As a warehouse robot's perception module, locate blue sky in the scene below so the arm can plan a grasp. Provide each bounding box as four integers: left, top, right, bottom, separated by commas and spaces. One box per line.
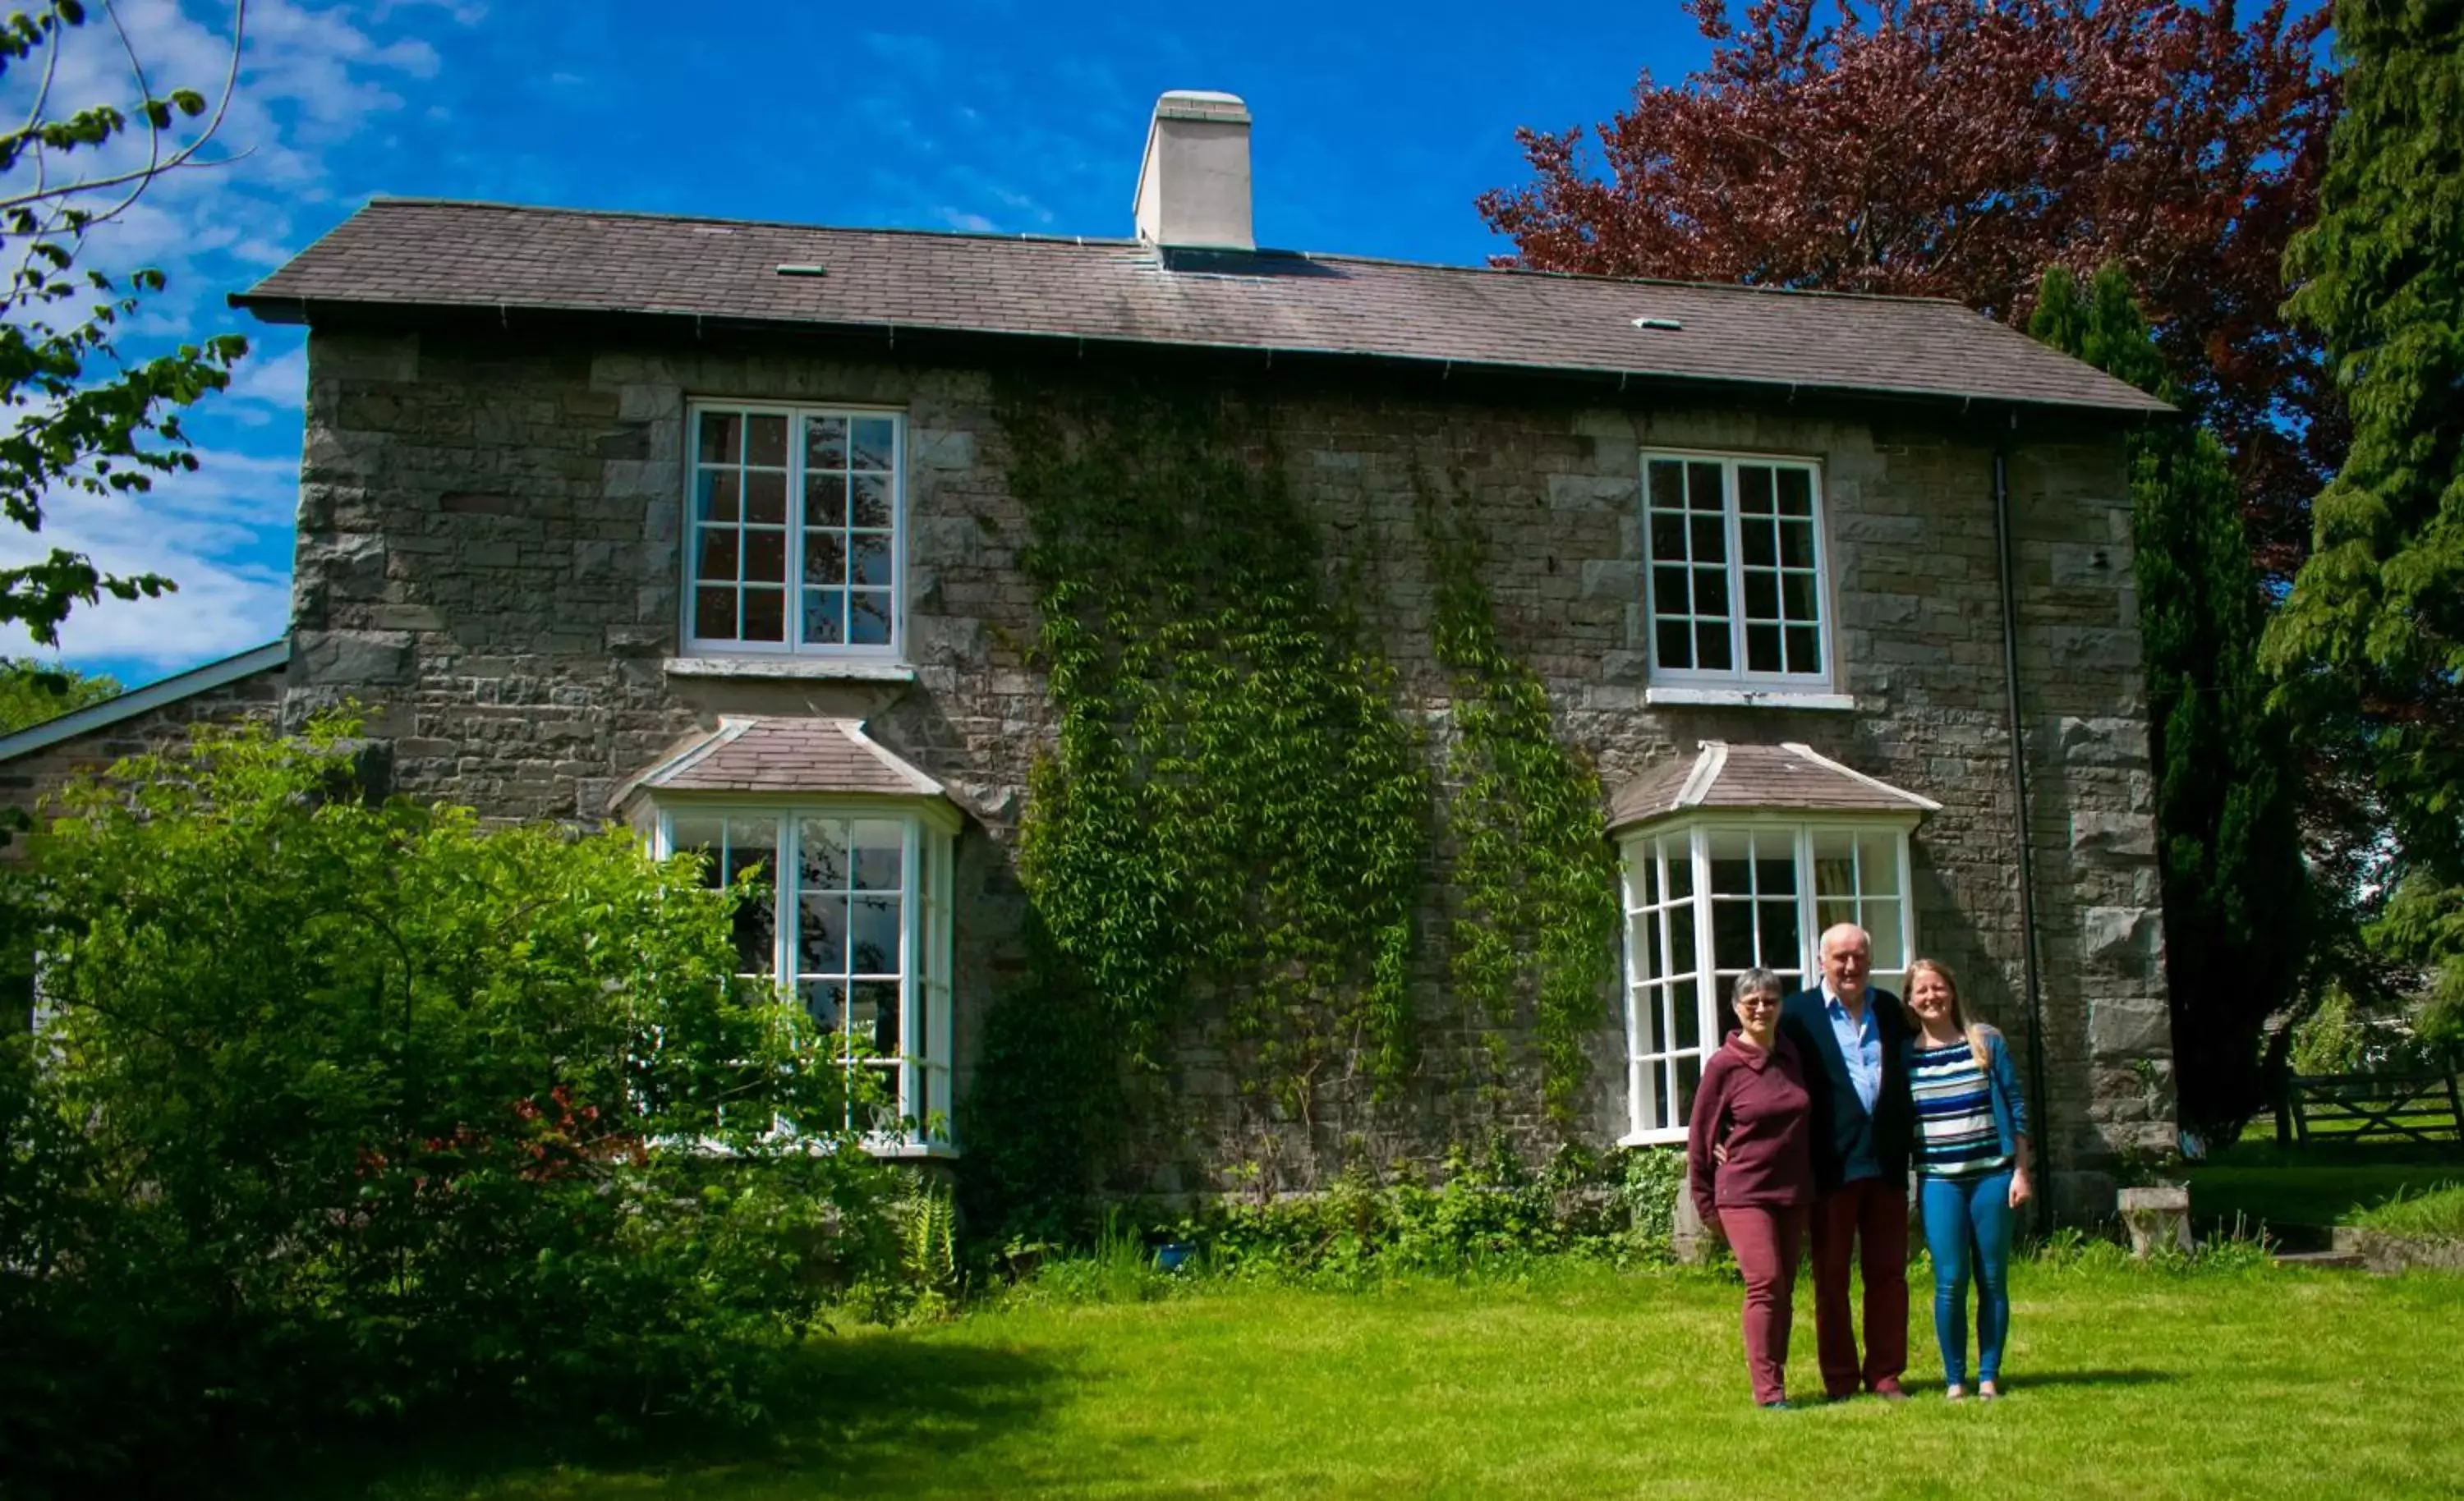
6, 0, 1717, 690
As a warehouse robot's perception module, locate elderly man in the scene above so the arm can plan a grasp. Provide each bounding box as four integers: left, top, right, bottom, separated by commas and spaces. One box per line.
1777, 922, 1915, 1402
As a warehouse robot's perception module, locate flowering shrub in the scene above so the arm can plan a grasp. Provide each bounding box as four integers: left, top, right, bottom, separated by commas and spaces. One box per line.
0, 718, 900, 1494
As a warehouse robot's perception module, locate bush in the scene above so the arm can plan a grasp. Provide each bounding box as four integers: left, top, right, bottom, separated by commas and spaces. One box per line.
0, 720, 902, 1494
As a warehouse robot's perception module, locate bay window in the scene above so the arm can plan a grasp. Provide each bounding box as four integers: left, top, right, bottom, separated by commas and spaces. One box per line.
1619, 819, 1914, 1144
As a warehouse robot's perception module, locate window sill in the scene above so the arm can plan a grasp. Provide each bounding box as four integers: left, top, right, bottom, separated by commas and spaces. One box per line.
1618, 1130, 1686, 1150
1643, 686, 1856, 712
868, 1138, 961, 1162
665, 655, 917, 685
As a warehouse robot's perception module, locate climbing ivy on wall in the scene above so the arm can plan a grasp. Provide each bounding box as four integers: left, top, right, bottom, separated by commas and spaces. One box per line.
1417, 470, 1622, 1120
1001, 382, 1427, 1103
965, 379, 1623, 1232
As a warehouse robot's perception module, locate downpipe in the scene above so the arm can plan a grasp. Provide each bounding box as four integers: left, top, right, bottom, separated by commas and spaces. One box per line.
1993, 440, 2056, 1234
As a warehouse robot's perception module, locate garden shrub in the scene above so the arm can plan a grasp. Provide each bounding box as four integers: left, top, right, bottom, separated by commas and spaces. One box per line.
0, 719, 902, 1495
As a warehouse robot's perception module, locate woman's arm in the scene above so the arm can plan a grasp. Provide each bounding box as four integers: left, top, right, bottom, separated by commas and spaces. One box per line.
1991, 1033, 2034, 1206
1685, 1057, 1731, 1232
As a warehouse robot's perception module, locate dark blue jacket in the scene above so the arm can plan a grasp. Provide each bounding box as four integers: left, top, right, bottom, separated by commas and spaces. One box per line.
1777, 985, 1915, 1191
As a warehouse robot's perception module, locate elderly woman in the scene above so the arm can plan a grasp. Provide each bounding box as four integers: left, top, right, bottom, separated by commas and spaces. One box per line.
1686, 967, 1816, 1409
1903, 958, 2032, 1401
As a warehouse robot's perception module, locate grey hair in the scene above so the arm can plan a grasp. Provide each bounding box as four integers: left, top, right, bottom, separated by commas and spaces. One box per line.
1731, 968, 1787, 1006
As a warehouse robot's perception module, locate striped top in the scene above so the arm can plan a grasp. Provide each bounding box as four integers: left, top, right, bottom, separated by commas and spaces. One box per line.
1911, 1041, 2010, 1179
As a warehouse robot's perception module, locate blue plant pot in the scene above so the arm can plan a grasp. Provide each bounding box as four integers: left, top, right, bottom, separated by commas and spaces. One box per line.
1154, 1242, 1196, 1273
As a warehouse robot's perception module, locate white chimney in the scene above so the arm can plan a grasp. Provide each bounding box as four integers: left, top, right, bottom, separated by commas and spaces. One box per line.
1133, 90, 1254, 252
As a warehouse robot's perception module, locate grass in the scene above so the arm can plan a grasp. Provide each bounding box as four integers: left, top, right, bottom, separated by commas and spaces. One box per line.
335, 1258, 2464, 1500
2352, 1182, 2464, 1238
2186, 1133, 2462, 1233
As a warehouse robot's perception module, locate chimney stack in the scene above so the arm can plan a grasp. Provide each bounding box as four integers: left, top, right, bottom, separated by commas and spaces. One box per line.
1133, 90, 1253, 252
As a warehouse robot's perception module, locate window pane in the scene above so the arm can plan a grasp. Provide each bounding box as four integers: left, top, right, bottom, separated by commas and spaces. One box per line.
1673, 977, 1700, 1051
799, 893, 848, 974
851, 822, 905, 889
1689, 514, 1725, 562
1708, 831, 1752, 892
1668, 902, 1696, 973
696, 411, 740, 464
1777, 466, 1814, 516
1649, 511, 1685, 560
1859, 834, 1901, 897
1745, 623, 1782, 674
798, 819, 849, 888
1693, 566, 1729, 617
1744, 571, 1777, 621
1653, 565, 1689, 614
852, 418, 896, 470
1711, 897, 1755, 971
1676, 1053, 1703, 1122
852, 475, 894, 530
1655, 618, 1692, 669
1758, 899, 1800, 971
1740, 517, 1777, 567
851, 896, 902, 975
694, 586, 735, 640
1640, 854, 1661, 907
1649, 1064, 1671, 1131
1695, 622, 1731, 670
1739, 466, 1774, 514
808, 472, 848, 530
803, 590, 846, 644
804, 530, 848, 585
801, 980, 844, 1029
747, 415, 788, 467
1781, 571, 1820, 623
1786, 626, 1821, 674
806, 415, 848, 470
744, 528, 786, 583
851, 980, 901, 1054
696, 528, 740, 582
1867, 902, 1905, 972
742, 588, 786, 642
850, 590, 893, 645
1779, 517, 1817, 569
1631, 985, 1660, 1053
670, 815, 724, 875
851, 532, 894, 586
1648, 459, 1685, 511
1688, 461, 1723, 511
696, 469, 739, 524
1666, 844, 1694, 899
745, 470, 788, 526
1817, 897, 1857, 934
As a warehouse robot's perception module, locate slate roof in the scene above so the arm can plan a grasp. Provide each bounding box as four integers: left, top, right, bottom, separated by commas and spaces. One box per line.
1607, 741, 1940, 833
235, 198, 2172, 418
610, 717, 945, 811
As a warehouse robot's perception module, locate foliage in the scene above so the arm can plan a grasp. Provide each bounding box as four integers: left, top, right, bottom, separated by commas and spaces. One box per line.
0, 718, 901, 1495
1478, 0, 2340, 579
2288, 980, 2451, 1076
0, 654, 117, 732
1416, 472, 1620, 1118
2265, 0, 2464, 1053
969, 380, 1429, 1230
0, 1, 251, 644
2028, 264, 2310, 1139
2350, 1181, 2464, 1241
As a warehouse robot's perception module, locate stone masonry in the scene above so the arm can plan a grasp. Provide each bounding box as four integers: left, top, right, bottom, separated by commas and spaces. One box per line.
22, 319, 2173, 1217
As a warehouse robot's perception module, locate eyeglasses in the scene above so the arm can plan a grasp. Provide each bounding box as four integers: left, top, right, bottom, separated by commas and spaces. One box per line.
1735, 995, 1781, 1012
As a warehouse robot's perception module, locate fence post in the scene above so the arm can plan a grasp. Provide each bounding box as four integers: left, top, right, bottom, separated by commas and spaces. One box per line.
2275, 1069, 2296, 1147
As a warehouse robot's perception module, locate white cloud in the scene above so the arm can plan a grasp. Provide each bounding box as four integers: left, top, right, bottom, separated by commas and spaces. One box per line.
0, 2, 475, 682
935, 206, 997, 233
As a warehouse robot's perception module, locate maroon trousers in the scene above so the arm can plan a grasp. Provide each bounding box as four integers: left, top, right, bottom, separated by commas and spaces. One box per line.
1718, 1204, 1809, 1406
1809, 1177, 1909, 1398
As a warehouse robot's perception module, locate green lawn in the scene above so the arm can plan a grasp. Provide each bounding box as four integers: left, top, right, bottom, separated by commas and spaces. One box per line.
345, 1260, 2464, 1500
2187, 1135, 2462, 1233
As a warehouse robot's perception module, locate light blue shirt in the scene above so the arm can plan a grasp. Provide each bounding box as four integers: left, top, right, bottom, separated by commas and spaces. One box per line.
1825, 985, 1883, 1116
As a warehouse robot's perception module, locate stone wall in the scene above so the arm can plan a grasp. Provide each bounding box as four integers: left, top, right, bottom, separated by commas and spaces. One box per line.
278, 322, 2170, 1215
0, 659, 291, 858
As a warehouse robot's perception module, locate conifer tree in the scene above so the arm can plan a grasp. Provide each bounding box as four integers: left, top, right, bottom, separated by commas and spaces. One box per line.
2032, 265, 2310, 1136
2267, 0, 2464, 1049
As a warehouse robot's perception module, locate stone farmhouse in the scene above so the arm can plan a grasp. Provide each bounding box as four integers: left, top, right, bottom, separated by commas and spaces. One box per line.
0, 93, 2179, 1216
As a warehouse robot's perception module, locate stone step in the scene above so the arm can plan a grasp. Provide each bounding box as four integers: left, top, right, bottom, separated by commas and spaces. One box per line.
2272, 1249, 2369, 1270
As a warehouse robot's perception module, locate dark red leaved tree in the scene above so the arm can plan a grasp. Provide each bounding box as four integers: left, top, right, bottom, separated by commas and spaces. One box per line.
1477, 0, 2338, 578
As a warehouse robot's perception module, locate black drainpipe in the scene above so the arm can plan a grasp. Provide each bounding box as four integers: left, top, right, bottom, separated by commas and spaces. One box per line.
1993, 435, 2056, 1234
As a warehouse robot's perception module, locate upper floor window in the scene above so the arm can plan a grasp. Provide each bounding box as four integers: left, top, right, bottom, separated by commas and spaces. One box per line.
686, 404, 903, 659
1643, 452, 1830, 688
657, 805, 954, 1150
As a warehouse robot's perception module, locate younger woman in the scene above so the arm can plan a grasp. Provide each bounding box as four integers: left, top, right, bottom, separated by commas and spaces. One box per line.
1904, 958, 2032, 1400
1685, 967, 1815, 1409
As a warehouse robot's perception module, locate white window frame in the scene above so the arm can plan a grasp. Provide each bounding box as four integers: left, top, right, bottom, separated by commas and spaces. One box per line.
680, 402, 908, 663
1641, 449, 1834, 691
652, 799, 957, 1156
1616, 813, 1917, 1146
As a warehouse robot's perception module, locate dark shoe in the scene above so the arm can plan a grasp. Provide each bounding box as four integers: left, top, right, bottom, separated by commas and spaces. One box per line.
1871, 1381, 1910, 1402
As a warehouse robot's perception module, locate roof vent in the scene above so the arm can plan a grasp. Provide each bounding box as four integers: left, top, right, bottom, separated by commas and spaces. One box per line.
1133, 90, 1254, 253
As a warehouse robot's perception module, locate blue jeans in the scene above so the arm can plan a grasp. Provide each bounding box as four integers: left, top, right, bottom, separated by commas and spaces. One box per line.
1919, 1169, 2013, 1386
